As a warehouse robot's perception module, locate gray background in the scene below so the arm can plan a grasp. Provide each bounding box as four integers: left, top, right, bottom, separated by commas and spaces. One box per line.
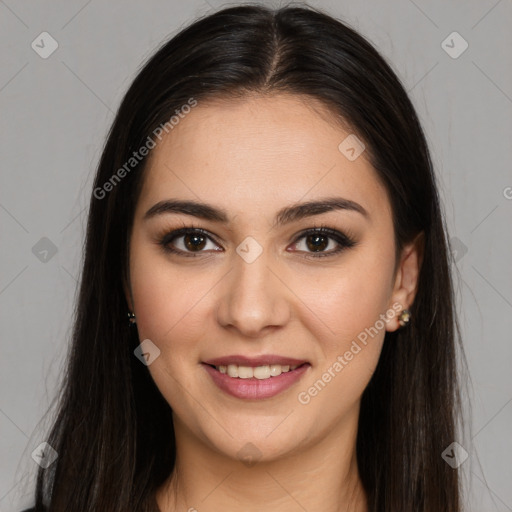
0, 1, 511, 511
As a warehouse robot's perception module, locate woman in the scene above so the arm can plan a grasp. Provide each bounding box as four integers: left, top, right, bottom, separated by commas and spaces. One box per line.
24, 3, 467, 511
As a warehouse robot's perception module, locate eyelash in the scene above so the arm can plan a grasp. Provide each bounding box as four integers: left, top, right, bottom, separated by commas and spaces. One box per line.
156, 223, 357, 259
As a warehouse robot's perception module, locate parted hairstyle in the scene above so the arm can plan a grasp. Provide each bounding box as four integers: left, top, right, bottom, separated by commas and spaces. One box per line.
31, 3, 467, 511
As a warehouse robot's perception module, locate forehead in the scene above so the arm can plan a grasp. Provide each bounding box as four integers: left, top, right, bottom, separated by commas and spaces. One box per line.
137, 94, 389, 220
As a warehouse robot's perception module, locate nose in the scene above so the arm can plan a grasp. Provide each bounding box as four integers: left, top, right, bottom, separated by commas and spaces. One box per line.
216, 246, 291, 338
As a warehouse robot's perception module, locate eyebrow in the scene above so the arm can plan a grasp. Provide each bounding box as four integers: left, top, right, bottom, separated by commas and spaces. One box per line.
143, 196, 369, 227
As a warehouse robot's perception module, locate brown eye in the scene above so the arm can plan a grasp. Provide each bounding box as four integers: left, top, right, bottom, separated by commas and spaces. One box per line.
183, 232, 207, 251
305, 234, 330, 252
158, 225, 356, 259
290, 227, 357, 258
159, 228, 221, 257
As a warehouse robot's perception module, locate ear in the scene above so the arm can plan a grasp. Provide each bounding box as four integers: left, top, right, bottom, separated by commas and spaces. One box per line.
386, 232, 424, 332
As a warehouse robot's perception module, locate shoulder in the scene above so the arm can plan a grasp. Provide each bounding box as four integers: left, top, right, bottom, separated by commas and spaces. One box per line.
21, 508, 37, 512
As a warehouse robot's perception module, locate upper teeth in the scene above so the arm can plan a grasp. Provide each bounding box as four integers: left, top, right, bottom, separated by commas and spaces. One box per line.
217, 364, 300, 379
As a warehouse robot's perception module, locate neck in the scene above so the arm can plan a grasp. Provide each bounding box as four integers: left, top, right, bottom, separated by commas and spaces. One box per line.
156, 407, 368, 512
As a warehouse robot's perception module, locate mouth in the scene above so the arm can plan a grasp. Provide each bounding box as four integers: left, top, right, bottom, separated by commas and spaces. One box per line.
204, 362, 308, 380
201, 355, 311, 399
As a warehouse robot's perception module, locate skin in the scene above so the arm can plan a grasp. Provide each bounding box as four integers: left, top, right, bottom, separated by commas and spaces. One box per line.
124, 93, 423, 512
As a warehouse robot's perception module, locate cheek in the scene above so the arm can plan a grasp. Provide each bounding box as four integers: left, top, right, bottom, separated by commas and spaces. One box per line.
129, 237, 214, 344
293, 243, 396, 344
295, 272, 392, 418
290, 239, 396, 412
128, 244, 214, 408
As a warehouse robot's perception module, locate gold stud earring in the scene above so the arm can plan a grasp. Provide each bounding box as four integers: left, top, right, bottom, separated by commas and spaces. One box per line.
398, 309, 411, 327
128, 311, 136, 325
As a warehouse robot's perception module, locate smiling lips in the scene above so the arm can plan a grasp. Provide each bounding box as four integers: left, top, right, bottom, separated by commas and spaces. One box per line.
219, 363, 300, 379
203, 354, 308, 379
201, 354, 311, 399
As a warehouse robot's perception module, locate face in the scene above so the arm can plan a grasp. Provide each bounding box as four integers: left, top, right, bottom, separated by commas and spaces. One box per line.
125, 93, 421, 462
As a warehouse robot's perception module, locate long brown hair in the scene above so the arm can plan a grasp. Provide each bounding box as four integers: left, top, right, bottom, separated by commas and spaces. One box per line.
31, 4, 468, 511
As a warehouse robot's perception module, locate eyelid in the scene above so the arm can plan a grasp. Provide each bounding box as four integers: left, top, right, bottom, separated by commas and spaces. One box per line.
292, 224, 356, 244
155, 222, 357, 258
289, 225, 357, 258
157, 226, 221, 257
